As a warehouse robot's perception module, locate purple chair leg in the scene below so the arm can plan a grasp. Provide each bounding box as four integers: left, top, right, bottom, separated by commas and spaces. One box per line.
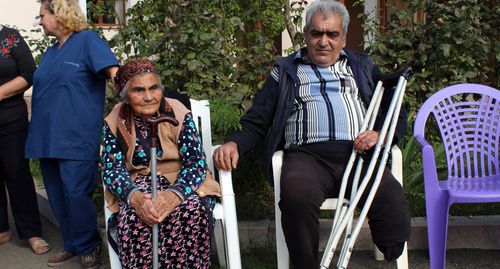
426, 193, 450, 269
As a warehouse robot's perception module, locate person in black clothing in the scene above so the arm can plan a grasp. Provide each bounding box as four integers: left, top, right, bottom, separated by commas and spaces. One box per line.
213, 1, 411, 268
0, 24, 50, 254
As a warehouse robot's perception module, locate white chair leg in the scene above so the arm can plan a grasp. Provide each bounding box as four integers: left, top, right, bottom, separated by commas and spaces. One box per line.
219, 170, 242, 269
374, 245, 385, 261
396, 243, 409, 269
273, 151, 290, 269
214, 218, 227, 268
275, 213, 290, 269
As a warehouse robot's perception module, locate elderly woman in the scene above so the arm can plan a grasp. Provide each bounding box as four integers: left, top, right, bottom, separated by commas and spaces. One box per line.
25, 0, 118, 267
101, 59, 220, 269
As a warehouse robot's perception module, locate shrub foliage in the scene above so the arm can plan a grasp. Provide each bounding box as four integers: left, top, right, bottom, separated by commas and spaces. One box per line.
23, 0, 499, 218
358, 0, 499, 216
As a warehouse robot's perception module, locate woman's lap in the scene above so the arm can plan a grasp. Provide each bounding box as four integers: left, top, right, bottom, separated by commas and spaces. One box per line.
117, 194, 212, 269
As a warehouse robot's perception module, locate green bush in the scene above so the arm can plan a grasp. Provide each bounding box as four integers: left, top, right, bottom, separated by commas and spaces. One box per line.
359, 0, 498, 112
109, 0, 286, 143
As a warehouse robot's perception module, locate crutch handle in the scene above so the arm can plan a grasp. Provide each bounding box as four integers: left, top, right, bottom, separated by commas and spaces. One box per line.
147, 116, 179, 147
379, 66, 413, 88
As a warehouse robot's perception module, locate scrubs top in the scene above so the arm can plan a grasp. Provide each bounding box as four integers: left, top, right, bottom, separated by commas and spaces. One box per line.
26, 30, 118, 161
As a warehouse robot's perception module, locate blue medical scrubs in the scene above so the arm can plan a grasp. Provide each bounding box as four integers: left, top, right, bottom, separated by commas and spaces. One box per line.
26, 30, 118, 255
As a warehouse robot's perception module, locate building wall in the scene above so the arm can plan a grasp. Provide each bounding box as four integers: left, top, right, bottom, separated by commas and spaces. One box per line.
1, 0, 40, 31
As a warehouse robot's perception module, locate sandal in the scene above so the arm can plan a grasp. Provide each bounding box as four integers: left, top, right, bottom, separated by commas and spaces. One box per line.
28, 237, 51, 255
0, 231, 11, 245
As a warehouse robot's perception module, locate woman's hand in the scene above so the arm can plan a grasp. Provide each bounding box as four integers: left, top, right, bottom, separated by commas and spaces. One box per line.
129, 191, 161, 226
153, 191, 182, 222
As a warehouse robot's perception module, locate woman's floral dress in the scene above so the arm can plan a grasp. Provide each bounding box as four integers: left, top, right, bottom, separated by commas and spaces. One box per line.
101, 113, 213, 269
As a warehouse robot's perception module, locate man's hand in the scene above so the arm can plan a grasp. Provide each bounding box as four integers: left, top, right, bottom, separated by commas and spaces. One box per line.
213, 141, 239, 171
153, 191, 182, 222
129, 191, 161, 226
353, 130, 380, 154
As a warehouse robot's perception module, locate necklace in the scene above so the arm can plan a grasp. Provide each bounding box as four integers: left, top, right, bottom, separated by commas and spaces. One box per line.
58, 32, 73, 48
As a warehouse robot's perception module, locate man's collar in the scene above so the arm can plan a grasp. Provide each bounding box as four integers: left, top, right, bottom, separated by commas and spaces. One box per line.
293, 48, 348, 65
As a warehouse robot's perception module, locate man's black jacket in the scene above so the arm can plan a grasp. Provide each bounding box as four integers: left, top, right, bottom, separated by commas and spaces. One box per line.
227, 49, 408, 184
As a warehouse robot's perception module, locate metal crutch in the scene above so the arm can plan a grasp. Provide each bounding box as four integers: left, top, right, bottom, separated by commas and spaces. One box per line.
321, 68, 413, 269
147, 115, 179, 269
323, 71, 410, 269
321, 80, 388, 268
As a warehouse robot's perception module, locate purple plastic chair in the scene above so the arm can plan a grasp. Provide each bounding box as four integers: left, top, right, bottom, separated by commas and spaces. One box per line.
413, 83, 500, 269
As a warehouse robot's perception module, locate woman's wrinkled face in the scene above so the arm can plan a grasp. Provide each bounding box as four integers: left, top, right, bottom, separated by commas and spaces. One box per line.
39, 2, 59, 37
125, 73, 163, 119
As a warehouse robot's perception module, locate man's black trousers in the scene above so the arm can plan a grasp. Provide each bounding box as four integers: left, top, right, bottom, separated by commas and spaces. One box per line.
279, 143, 411, 269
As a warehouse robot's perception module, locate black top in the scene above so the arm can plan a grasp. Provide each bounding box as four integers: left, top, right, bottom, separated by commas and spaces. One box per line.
0, 26, 36, 106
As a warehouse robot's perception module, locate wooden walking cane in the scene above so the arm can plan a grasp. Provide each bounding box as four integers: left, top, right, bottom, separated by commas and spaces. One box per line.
147, 115, 179, 269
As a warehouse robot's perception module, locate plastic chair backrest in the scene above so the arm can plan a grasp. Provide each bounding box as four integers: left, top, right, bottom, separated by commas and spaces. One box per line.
189, 99, 214, 171
414, 83, 500, 180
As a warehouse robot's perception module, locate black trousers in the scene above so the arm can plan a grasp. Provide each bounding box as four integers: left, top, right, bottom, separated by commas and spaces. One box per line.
279, 143, 411, 269
0, 100, 42, 239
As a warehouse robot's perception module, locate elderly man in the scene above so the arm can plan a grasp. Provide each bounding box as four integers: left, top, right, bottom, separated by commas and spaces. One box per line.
214, 1, 411, 268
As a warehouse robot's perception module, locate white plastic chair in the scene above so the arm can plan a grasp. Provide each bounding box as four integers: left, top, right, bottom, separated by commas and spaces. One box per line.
104, 99, 242, 269
272, 145, 409, 269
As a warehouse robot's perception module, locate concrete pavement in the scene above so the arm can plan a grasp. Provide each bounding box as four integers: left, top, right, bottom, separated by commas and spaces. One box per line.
2, 190, 500, 268
2, 212, 500, 268
0, 212, 104, 269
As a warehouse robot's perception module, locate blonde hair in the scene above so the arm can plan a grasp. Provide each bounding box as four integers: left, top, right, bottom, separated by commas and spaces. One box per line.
42, 0, 88, 33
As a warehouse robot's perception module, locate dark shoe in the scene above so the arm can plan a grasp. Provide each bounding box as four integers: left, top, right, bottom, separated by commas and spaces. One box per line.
47, 250, 76, 267
80, 246, 100, 269
378, 242, 405, 261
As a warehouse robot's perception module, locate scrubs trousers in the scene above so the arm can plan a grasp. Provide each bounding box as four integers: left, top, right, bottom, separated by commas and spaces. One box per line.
39, 158, 100, 255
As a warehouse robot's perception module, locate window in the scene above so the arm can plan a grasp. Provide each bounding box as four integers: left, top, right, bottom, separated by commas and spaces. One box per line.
87, 0, 127, 26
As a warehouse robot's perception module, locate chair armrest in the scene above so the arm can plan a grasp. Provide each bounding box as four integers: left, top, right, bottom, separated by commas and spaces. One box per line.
211, 145, 242, 268
390, 145, 404, 186
210, 145, 237, 198
414, 134, 430, 149
272, 150, 284, 188
414, 136, 440, 189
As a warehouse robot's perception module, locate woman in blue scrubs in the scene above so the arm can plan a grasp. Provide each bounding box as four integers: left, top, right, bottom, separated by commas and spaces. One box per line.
25, 1, 118, 268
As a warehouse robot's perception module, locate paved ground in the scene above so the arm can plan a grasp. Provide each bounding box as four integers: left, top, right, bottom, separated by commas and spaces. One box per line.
0, 213, 85, 269
342, 249, 500, 269
1, 210, 500, 268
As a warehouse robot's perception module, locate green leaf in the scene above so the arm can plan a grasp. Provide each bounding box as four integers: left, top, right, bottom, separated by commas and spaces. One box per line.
187, 60, 201, 72
441, 44, 451, 57
186, 52, 196, 59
